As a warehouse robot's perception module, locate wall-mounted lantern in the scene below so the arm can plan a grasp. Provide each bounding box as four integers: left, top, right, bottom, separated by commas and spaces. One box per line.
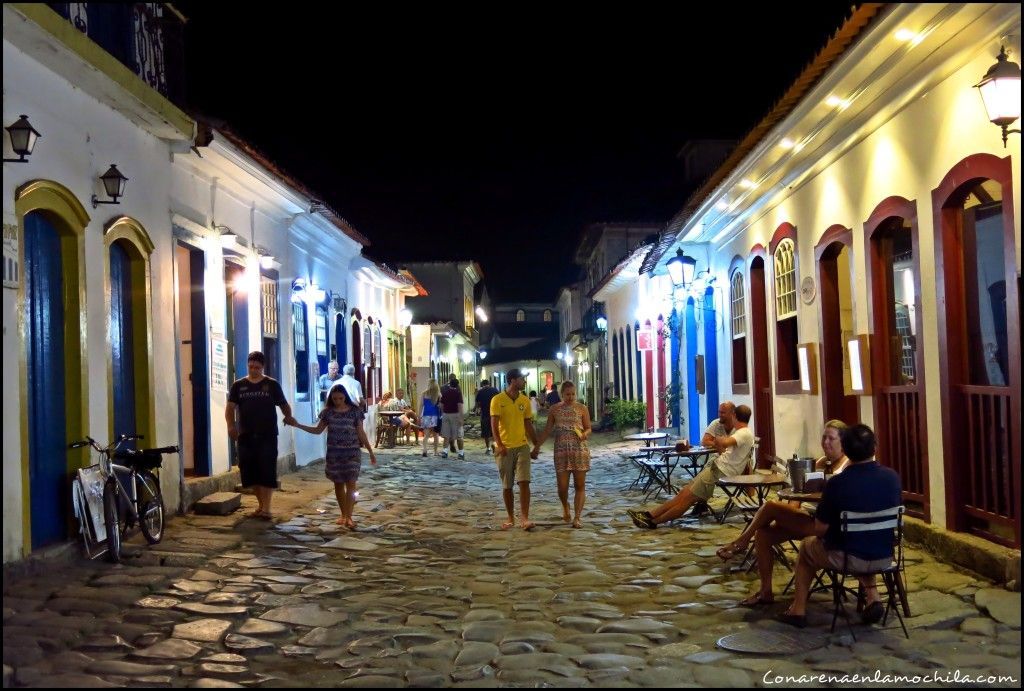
4, 115, 40, 163
666, 248, 697, 289
91, 165, 128, 208
975, 45, 1021, 147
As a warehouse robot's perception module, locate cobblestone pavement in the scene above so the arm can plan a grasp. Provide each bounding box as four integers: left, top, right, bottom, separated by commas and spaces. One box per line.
3, 433, 1021, 687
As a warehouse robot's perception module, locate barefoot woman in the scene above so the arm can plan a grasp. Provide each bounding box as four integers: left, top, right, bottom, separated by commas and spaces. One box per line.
536, 381, 592, 528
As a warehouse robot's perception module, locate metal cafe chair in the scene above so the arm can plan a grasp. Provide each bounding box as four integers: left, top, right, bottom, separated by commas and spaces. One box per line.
826, 505, 910, 640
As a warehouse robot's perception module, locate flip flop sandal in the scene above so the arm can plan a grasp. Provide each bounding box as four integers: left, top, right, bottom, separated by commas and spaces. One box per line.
739, 592, 775, 607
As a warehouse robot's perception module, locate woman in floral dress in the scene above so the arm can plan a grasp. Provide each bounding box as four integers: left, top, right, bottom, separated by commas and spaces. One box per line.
537, 381, 592, 528
291, 384, 376, 528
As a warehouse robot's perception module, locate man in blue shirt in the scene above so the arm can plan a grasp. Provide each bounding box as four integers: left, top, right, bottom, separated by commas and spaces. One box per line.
778, 424, 901, 628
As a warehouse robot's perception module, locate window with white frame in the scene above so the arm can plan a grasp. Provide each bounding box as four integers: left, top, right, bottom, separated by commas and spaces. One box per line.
543, 309, 552, 322
730, 270, 746, 338
516, 309, 526, 322
774, 238, 797, 318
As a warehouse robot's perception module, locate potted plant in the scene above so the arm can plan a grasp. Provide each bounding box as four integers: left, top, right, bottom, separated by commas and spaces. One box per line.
609, 399, 646, 436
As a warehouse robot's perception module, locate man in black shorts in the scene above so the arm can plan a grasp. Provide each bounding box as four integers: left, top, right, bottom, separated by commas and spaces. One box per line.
226, 351, 295, 519
475, 379, 499, 454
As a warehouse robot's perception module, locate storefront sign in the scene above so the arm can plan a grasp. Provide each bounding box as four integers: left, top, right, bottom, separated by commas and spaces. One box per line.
637, 329, 654, 351
410, 324, 431, 367
210, 336, 229, 393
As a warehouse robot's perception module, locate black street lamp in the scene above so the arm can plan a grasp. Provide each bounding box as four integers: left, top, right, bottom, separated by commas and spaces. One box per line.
92, 165, 129, 207
666, 248, 697, 289
975, 46, 1021, 147
4, 115, 40, 163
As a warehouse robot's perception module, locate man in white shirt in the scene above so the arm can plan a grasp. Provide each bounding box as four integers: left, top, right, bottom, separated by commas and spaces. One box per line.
339, 364, 364, 408
629, 405, 755, 528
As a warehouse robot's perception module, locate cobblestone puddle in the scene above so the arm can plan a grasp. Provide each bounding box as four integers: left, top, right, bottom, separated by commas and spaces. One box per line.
3, 435, 1020, 687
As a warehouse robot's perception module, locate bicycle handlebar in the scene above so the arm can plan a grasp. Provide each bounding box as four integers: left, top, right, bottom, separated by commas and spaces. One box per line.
146, 446, 180, 455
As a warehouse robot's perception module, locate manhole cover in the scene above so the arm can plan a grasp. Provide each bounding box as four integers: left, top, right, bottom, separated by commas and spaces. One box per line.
717, 630, 827, 654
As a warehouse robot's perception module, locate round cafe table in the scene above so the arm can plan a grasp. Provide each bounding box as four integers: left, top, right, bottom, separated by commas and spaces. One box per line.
777, 489, 823, 503
714, 472, 787, 523
622, 432, 669, 447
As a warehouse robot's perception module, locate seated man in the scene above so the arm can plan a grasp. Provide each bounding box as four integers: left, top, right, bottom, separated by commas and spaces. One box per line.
691, 400, 741, 515
385, 388, 420, 430
628, 404, 755, 528
777, 423, 901, 628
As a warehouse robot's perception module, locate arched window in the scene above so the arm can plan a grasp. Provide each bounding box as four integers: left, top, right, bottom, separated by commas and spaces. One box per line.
363, 319, 373, 402
730, 267, 748, 388
771, 225, 800, 388
543, 309, 552, 322
516, 309, 526, 322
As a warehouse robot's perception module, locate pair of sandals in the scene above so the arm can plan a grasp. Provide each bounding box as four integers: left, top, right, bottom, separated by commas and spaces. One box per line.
247, 509, 273, 520
737, 591, 806, 628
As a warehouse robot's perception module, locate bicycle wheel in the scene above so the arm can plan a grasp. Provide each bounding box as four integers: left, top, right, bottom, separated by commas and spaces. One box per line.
103, 478, 122, 563
136, 470, 164, 544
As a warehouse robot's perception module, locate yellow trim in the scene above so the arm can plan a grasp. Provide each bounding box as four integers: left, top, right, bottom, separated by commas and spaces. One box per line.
15, 180, 90, 555
10, 4, 194, 139
103, 217, 157, 447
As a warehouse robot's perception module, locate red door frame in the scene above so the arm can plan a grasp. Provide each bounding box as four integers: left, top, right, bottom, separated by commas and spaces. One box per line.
932, 153, 1020, 548
814, 224, 859, 425
748, 245, 775, 467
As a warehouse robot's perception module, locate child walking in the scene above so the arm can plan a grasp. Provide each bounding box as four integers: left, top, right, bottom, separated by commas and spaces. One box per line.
290, 383, 376, 528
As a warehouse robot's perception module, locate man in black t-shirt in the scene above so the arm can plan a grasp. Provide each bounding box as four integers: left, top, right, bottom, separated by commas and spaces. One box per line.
440, 375, 465, 459
779, 424, 902, 628
226, 351, 295, 519
474, 379, 499, 454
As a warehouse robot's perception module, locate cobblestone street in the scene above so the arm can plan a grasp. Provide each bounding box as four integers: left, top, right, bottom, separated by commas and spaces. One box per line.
3, 433, 1021, 687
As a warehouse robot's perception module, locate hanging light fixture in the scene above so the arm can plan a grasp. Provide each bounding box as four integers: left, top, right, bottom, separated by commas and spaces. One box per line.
975, 45, 1021, 147
4, 115, 40, 163
92, 165, 128, 207
666, 248, 697, 288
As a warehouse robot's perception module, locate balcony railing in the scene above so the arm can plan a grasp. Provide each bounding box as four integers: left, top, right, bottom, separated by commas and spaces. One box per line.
47, 3, 186, 108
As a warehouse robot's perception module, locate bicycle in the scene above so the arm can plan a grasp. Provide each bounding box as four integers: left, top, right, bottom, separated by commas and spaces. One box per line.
69, 434, 178, 563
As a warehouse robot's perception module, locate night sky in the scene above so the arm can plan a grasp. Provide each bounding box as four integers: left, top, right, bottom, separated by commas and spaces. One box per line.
177, 3, 859, 302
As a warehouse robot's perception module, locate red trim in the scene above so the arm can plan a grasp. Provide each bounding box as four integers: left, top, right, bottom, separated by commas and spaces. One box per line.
747, 248, 775, 465
769, 221, 798, 255
814, 225, 858, 425
932, 153, 1019, 548
863, 195, 930, 521
813, 224, 853, 262
645, 319, 655, 429
657, 316, 667, 428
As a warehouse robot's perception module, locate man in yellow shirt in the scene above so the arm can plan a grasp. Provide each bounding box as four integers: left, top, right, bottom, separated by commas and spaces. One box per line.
490, 368, 541, 530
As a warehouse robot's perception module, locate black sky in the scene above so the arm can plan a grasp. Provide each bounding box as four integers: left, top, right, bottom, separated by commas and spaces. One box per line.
177, 3, 859, 302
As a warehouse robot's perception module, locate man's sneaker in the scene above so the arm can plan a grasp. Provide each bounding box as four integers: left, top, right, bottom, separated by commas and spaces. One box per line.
421, 452, 427, 457
485, 448, 491, 455
861, 601, 885, 625
458, 451, 465, 460
441, 451, 448, 459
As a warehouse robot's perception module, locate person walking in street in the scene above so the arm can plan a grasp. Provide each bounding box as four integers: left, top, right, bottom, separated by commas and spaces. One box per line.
536, 380, 592, 528
318, 360, 342, 402
474, 379, 499, 454
440, 374, 465, 459
339, 363, 364, 410
420, 378, 443, 457
491, 368, 541, 530
225, 351, 295, 520
289, 383, 376, 529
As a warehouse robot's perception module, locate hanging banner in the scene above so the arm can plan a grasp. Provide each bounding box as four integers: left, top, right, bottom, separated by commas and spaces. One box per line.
637, 328, 654, 351
210, 336, 229, 393
410, 324, 432, 367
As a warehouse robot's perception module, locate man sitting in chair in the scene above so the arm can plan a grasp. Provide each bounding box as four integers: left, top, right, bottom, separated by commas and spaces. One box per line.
385, 388, 420, 432
627, 404, 754, 528
777, 423, 901, 628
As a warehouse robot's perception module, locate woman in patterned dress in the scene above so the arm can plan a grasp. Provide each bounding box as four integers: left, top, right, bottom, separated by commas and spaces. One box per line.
291, 384, 376, 528
536, 381, 592, 528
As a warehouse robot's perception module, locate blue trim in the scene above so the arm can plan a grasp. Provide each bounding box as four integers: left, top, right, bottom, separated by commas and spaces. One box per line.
704, 287, 719, 426
230, 269, 249, 380
669, 308, 681, 430
335, 313, 347, 370
612, 330, 620, 398
110, 241, 137, 446
188, 246, 211, 476
685, 298, 699, 442
25, 212, 68, 548
633, 321, 642, 404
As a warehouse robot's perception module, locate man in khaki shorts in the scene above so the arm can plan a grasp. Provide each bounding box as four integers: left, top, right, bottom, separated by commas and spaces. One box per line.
628, 404, 754, 528
490, 368, 541, 530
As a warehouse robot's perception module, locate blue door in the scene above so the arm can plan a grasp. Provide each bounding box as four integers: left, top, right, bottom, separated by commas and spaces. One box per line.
24, 212, 68, 549
685, 298, 699, 442
110, 242, 137, 445
703, 286, 719, 425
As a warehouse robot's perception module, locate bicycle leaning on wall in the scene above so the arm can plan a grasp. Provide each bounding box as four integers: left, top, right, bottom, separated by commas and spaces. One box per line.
68, 434, 178, 563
